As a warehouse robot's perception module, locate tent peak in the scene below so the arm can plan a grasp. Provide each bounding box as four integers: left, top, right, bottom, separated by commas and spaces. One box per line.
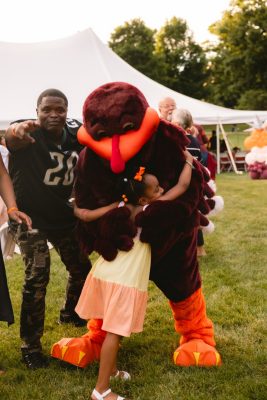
0, 27, 95, 46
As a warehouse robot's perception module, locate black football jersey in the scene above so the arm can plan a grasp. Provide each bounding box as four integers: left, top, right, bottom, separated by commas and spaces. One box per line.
8, 119, 84, 231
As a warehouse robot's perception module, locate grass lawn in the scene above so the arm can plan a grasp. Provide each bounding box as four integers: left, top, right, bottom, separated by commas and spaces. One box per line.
0, 173, 266, 400
204, 129, 250, 151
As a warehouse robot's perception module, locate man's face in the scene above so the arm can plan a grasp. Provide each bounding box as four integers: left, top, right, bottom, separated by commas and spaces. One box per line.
159, 98, 176, 120
37, 96, 67, 134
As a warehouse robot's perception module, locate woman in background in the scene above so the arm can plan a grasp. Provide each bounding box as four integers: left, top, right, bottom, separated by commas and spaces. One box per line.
170, 108, 207, 256
0, 153, 31, 373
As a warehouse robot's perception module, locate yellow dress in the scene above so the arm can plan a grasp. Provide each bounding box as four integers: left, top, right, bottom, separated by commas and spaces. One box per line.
75, 229, 151, 337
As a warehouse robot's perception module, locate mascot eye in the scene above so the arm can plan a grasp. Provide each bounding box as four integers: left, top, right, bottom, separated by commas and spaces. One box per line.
96, 130, 108, 140
122, 122, 135, 132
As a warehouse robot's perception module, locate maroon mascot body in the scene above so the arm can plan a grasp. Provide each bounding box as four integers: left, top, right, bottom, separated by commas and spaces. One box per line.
51, 82, 221, 367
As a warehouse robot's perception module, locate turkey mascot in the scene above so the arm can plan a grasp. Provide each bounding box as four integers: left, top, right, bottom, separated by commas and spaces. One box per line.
51, 82, 222, 368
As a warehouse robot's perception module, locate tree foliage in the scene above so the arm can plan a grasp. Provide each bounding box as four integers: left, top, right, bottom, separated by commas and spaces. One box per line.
155, 17, 209, 99
108, 17, 209, 100
208, 0, 267, 109
108, 1, 267, 109
237, 89, 267, 110
108, 19, 167, 83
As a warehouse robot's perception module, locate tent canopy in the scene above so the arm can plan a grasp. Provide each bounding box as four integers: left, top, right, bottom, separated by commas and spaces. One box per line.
1, 28, 267, 130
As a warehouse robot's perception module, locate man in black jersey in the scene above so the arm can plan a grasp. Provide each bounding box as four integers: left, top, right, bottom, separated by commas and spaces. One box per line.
5, 89, 91, 369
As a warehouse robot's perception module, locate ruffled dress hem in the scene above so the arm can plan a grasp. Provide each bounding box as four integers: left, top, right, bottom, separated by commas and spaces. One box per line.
76, 274, 148, 337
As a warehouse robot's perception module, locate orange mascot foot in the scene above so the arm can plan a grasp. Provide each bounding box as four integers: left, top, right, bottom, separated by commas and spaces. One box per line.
169, 288, 222, 367
173, 339, 222, 367
51, 319, 105, 368
51, 336, 102, 368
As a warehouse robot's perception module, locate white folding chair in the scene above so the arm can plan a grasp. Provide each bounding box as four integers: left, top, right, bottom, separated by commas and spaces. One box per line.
220, 152, 232, 172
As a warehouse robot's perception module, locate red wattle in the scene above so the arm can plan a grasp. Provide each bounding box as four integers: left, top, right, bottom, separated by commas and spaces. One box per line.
110, 134, 125, 173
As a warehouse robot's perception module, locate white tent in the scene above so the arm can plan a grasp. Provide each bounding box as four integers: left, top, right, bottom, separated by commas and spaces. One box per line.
1, 28, 267, 174
1, 28, 267, 131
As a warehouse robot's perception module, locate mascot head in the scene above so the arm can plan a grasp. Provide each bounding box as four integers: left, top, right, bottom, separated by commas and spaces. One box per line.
78, 82, 160, 173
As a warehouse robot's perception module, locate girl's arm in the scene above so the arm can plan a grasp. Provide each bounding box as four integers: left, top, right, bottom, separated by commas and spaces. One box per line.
74, 201, 119, 222
0, 155, 32, 227
159, 150, 194, 201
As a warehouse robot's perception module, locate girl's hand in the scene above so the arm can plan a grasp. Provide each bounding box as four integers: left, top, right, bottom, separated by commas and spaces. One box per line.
8, 210, 32, 229
110, 201, 120, 209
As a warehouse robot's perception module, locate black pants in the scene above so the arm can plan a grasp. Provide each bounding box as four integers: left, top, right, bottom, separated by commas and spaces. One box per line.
10, 224, 91, 354
0, 249, 14, 325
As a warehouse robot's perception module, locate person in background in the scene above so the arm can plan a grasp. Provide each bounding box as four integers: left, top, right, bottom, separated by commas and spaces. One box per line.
231, 124, 237, 133
208, 130, 217, 153
191, 126, 216, 180
0, 136, 9, 227
193, 124, 209, 167
170, 108, 207, 257
0, 136, 10, 223
204, 130, 218, 180
5, 88, 91, 369
220, 138, 227, 153
158, 98, 209, 166
171, 109, 202, 161
158, 97, 176, 120
0, 153, 31, 374
0, 136, 9, 170
232, 146, 241, 155
0, 135, 16, 260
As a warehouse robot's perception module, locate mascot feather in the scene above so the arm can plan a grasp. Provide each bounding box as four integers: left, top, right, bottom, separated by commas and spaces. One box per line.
51, 82, 222, 367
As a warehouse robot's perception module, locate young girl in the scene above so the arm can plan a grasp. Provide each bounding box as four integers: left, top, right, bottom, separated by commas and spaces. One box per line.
74, 151, 194, 400
0, 154, 31, 373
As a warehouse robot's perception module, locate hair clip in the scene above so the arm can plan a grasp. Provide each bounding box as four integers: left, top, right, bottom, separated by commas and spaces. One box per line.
134, 166, 145, 181
122, 194, 128, 203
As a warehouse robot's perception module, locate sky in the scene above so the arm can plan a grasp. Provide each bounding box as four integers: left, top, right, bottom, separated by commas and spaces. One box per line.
0, 0, 231, 44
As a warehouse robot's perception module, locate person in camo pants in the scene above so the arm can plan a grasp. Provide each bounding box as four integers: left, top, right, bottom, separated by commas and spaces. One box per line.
5, 89, 91, 369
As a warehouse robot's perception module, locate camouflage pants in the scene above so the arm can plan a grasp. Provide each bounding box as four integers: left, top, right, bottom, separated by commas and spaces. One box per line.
9, 223, 91, 354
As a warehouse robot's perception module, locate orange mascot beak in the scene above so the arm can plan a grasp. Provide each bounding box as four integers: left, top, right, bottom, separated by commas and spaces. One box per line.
77, 107, 160, 173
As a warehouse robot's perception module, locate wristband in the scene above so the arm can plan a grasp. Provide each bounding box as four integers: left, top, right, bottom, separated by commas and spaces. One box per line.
185, 159, 194, 168
7, 206, 18, 214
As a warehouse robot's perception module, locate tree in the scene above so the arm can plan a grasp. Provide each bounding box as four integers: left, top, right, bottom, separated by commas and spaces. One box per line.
237, 89, 267, 110
208, 0, 267, 109
108, 19, 167, 83
155, 17, 209, 99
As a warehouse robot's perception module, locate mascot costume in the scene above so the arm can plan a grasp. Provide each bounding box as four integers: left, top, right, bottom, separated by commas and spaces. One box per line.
51, 82, 222, 367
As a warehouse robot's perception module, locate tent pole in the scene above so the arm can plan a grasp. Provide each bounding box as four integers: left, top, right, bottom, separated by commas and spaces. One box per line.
219, 122, 240, 174
216, 123, 220, 174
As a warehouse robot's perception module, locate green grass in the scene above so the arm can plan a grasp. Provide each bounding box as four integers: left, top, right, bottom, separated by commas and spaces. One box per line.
1, 173, 266, 400
204, 123, 251, 151
221, 132, 249, 150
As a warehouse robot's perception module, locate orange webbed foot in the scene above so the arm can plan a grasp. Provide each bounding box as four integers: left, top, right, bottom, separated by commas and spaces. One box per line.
173, 339, 222, 367
51, 336, 101, 368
